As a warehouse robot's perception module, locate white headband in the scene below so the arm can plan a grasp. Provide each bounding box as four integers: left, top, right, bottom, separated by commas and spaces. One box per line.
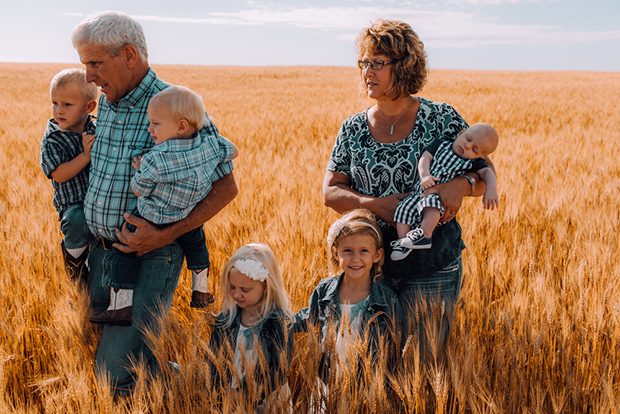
327, 218, 381, 247
234, 259, 269, 282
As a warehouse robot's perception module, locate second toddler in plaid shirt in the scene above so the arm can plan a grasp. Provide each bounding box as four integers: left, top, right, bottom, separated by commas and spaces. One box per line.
90, 86, 238, 326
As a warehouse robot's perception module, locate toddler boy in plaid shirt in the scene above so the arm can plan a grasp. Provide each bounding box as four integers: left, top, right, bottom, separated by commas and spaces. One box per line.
391, 123, 499, 261
90, 85, 238, 326
40, 68, 98, 281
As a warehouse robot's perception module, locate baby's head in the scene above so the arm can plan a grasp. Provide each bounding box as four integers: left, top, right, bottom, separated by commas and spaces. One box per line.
147, 85, 207, 145
220, 243, 292, 326
327, 209, 384, 281
50, 68, 98, 133
452, 123, 498, 160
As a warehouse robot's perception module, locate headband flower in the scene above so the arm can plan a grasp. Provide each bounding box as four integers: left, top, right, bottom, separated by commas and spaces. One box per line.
327, 216, 348, 248
234, 259, 269, 282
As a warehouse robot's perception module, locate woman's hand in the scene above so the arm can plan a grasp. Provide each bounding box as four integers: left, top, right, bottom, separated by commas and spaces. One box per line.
422, 176, 471, 222
367, 192, 410, 227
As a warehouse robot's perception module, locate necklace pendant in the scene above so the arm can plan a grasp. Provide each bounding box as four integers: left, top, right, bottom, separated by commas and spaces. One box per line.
390, 125, 394, 135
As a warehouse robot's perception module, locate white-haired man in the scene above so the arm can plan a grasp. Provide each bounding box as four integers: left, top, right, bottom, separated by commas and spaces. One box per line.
71, 11, 238, 394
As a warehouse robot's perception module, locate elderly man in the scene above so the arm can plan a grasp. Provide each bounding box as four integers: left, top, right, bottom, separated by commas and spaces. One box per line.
71, 11, 238, 394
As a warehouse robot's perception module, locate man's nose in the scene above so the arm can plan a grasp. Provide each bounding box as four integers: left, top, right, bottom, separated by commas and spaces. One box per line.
85, 68, 97, 83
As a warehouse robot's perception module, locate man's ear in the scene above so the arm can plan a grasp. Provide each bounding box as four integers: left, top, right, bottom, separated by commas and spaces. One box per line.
86, 100, 97, 114
121, 45, 140, 69
178, 119, 190, 135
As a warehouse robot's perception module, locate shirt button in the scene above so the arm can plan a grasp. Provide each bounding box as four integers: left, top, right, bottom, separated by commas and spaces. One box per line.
99, 229, 103, 233
117, 121, 122, 124
113, 148, 117, 151
98, 202, 102, 206
106, 175, 110, 178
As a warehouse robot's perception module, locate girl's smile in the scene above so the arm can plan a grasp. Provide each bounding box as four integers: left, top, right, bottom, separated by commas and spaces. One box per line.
333, 234, 383, 282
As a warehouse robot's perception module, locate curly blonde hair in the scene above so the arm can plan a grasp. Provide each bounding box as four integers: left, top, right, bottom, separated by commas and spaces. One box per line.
327, 209, 384, 281
356, 19, 428, 100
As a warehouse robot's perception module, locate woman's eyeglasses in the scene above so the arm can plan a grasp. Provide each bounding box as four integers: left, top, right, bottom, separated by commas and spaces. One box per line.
357, 59, 395, 70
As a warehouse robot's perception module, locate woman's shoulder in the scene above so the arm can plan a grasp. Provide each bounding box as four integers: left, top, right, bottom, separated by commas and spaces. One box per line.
342, 110, 367, 124
418, 97, 459, 114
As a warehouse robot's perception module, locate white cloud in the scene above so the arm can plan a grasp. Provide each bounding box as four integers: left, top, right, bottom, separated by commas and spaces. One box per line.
130, 6, 620, 48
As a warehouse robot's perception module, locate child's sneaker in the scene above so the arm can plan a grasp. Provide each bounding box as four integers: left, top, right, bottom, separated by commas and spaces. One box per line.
401, 228, 432, 250
390, 239, 413, 261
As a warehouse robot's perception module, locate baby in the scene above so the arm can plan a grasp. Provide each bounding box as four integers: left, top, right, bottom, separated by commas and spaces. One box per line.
90, 85, 238, 326
391, 123, 499, 261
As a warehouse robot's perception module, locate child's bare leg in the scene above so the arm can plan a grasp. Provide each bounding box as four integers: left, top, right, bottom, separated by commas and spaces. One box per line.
420, 207, 441, 238
396, 222, 412, 239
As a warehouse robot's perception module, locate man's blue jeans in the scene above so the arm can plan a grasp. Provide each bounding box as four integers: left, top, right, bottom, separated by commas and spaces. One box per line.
87, 239, 184, 395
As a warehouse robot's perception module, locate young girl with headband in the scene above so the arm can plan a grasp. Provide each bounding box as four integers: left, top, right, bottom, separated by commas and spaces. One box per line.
294, 209, 402, 406
207, 243, 293, 412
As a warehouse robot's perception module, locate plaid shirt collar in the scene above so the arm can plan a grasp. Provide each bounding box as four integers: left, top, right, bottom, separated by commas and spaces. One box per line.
100, 68, 159, 111
151, 132, 201, 153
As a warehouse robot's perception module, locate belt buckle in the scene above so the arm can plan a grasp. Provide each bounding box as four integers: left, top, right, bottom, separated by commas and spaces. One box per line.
100, 238, 111, 251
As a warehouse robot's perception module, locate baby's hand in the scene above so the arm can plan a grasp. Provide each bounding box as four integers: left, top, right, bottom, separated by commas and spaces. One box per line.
131, 155, 142, 171
483, 189, 499, 210
420, 175, 437, 190
82, 132, 96, 158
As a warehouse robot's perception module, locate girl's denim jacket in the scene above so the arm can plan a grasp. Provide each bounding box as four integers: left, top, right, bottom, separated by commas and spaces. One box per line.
293, 274, 403, 379
208, 305, 292, 402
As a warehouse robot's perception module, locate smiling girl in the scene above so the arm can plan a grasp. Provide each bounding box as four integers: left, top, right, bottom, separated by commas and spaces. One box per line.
294, 209, 402, 401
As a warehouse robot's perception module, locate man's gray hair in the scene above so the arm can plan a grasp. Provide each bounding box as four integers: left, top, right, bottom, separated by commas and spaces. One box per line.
71, 11, 148, 61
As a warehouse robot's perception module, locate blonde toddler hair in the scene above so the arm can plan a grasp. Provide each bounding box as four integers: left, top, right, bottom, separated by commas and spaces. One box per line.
219, 243, 292, 328
149, 85, 208, 132
50, 68, 98, 102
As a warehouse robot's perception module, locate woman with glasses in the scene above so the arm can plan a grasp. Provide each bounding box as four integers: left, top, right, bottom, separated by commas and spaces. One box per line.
323, 19, 494, 356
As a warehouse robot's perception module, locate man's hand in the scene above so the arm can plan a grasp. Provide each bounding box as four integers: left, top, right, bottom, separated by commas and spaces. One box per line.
114, 213, 172, 256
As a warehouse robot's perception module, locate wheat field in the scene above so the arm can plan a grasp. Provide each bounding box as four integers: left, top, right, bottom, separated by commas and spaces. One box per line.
0, 62, 619, 413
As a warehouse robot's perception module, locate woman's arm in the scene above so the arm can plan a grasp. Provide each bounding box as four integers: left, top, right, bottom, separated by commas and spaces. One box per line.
422, 154, 497, 222
114, 172, 238, 256
323, 170, 408, 227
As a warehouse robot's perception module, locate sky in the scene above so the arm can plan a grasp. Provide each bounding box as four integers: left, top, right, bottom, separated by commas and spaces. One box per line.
1, 0, 619, 71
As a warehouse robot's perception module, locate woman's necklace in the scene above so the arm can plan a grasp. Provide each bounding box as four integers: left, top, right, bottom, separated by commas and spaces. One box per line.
376, 97, 411, 135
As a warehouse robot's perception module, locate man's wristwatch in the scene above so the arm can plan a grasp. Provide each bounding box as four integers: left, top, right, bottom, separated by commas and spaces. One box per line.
464, 175, 476, 196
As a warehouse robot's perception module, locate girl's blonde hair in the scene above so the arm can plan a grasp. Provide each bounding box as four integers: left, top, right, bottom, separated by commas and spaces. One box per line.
148, 85, 208, 132
219, 243, 292, 327
326, 209, 385, 280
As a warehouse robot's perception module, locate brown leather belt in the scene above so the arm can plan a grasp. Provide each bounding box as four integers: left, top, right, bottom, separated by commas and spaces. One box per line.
96, 238, 116, 251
